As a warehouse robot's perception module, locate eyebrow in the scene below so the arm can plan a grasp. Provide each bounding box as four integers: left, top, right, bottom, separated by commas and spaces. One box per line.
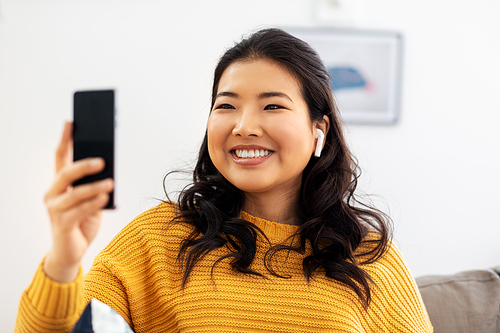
216, 91, 293, 102
259, 92, 293, 102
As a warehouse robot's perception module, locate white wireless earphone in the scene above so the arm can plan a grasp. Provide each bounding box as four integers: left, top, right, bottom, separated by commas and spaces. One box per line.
314, 128, 324, 157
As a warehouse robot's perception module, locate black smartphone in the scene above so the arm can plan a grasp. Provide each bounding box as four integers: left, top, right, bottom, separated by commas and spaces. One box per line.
73, 89, 115, 209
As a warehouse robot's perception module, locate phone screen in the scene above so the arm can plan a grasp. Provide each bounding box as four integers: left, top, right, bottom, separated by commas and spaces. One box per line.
73, 90, 115, 209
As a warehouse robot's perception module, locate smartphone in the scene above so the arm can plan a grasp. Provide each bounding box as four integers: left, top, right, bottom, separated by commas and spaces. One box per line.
73, 89, 115, 209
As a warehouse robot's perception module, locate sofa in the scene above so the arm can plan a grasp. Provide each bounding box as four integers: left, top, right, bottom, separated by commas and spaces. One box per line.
416, 266, 500, 332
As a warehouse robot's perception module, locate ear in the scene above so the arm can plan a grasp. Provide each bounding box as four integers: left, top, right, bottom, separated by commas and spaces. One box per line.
313, 115, 330, 154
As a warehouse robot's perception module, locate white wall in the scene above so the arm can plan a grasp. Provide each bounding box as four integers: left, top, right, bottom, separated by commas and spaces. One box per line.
1, 0, 499, 331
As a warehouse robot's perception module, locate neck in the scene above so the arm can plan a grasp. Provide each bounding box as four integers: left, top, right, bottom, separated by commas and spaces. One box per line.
243, 188, 300, 225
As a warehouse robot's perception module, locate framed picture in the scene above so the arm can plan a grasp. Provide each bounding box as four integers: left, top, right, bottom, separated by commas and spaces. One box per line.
286, 28, 403, 125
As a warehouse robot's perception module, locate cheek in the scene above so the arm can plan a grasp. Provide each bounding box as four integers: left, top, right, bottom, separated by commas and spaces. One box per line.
272, 121, 315, 158
207, 114, 229, 163
207, 116, 218, 161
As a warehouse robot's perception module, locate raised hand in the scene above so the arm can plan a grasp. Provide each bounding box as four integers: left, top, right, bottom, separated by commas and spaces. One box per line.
43, 122, 114, 283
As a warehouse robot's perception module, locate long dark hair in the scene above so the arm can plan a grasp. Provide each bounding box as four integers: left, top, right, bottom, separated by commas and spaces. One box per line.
168, 28, 392, 309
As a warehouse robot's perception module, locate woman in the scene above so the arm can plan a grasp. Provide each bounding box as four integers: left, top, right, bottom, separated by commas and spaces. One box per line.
16, 28, 432, 332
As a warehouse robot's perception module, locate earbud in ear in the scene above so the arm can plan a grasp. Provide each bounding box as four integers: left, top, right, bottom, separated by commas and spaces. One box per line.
315, 128, 324, 157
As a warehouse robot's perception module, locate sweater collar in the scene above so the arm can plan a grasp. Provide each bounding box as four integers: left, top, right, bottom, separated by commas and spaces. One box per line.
240, 211, 299, 242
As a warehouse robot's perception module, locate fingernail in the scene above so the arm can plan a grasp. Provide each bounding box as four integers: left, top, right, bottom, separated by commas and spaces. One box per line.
100, 179, 112, 189
99, 193, 109, 202
90, 158, 104, 167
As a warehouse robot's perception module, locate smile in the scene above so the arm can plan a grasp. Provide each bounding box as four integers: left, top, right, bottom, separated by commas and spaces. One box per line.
234, 149, 271, 159
230, 148, 274, 166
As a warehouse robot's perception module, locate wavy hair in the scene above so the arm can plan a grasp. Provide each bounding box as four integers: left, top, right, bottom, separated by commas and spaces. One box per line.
168, 28, 392, 309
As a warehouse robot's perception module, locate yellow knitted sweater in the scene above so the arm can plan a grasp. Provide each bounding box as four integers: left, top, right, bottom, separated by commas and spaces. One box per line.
16, 202, 432, 332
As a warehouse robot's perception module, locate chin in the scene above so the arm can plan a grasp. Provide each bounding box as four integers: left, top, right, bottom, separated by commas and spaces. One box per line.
227, 179, 273, 194
232, 184, 270, 194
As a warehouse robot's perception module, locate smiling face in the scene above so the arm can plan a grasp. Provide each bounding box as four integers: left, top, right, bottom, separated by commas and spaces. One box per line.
207, 58, 319, 200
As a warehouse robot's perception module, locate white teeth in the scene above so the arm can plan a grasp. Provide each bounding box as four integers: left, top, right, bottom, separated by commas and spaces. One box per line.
235, 149, 271, 158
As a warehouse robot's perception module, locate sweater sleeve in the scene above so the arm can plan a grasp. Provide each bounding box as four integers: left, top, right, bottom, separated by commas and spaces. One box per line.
364, 242, 433, 332
14, 203, 176, 333
15, 255, 133, 333
14, 258, 85, 333
83, 256, 132, 328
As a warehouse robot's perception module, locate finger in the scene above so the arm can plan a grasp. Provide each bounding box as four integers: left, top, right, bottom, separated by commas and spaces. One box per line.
50, 178, 113, 212
55, 121, 73, 173
58, 193, 109, 228
46, 157, 106, 198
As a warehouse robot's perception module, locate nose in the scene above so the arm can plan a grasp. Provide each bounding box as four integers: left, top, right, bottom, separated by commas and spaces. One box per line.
232, 108, 263, 137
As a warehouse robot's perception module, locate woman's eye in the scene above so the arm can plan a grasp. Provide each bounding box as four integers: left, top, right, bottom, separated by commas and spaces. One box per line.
264, 104, 283, 110
215, 104, 235, 110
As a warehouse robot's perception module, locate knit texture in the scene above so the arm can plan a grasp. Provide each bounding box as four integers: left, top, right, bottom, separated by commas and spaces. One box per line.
16, 202, 433, 332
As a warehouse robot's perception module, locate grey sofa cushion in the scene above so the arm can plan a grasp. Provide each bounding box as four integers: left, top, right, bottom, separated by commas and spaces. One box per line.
416, 267, 500, 333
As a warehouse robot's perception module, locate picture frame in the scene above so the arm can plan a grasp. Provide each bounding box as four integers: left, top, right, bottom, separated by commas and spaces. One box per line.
286, 28, 403, 125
